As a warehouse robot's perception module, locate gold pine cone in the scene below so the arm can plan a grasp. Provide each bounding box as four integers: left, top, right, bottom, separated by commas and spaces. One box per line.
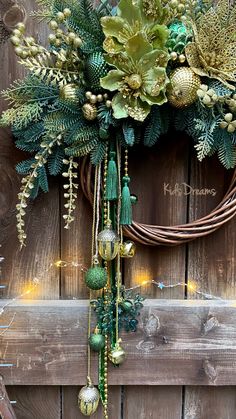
60, 84, 78, 102
82, 103, 97, 120
167, 67, 201, 108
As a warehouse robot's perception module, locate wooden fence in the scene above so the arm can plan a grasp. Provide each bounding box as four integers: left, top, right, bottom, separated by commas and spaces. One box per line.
0, 1, 236, 418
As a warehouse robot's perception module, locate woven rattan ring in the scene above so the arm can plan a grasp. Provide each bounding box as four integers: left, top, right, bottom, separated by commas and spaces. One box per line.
80, 157, 236, 247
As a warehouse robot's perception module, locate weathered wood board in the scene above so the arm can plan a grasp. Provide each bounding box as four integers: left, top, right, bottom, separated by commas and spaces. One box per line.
1, 299, 236, 386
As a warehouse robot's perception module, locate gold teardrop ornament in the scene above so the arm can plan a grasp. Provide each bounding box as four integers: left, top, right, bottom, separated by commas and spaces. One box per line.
167, 67, 201, 108
78, 378, 100, 416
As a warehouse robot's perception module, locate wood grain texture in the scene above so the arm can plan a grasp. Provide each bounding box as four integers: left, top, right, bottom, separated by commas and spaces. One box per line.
0, 375, 17, 419
0, 299, 236, 385
185, 153, 236, 418
62, 386, 121, 419
123, 386, 182, 419
124, 134, 189, 418
6, 386, 60, 419
126, 134, 189, 299
0, 1, 61, 417
184, 387, 236, 419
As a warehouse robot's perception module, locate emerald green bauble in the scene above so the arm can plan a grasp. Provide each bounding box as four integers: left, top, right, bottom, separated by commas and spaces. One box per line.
89, 332, 105, 352
167, 20, 192, 54
120, 299, 133, 313
85, 266, 107, 290
86, 52, 108, 90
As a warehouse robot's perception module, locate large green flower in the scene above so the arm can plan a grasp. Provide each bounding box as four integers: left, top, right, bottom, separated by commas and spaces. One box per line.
101, 33, 169, 122
101, 0, 169, 54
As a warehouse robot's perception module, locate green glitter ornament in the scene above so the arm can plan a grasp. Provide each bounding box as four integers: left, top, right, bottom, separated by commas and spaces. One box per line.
167, 20, 192, 54
89, 327, 105, 352
85, 266, 107, 290
86, 52, 108, 90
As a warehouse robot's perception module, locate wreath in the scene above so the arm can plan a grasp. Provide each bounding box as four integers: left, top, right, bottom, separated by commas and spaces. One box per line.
1, 0, 236, 416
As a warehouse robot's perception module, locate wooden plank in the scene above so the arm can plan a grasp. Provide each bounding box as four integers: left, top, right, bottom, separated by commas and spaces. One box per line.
0, 1, 61, 416
6, 386, 60, 419
126, 134, 189, 299
0, 375, 17, 419
62, 386, 121, 419
0, 299, 236, 385
123, 386, 182, 419
185, 152, 236, 416
184, 387, 236, 419
124, 134, 189, 417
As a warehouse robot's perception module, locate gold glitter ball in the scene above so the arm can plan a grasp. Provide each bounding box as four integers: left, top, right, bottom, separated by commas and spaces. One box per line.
167, 67, 201, 109
82, 103, 97, 120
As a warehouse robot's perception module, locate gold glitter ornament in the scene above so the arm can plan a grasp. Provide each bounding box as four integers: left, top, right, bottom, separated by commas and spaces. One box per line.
60, 84, 78, 103
167, 67, 201, 109
97, 223, 120, 261
108, 340, 126, 366
82, 103, 97, 121
78, 378, 100, 416
120, 241, 136, 258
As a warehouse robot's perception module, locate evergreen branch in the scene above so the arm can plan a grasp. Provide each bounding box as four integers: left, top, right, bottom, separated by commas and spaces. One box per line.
20, 53, 78, 85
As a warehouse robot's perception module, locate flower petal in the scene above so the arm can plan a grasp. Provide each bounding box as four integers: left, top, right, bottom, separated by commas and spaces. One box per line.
139, 50, 168, 72
125, 32, 152, 63
112, 93, 129, 119
118, 0, 141, 25
100, 70, 125, 91
142, 68, 168, 96
101, 16, 129, 44
148, 24, 169, 49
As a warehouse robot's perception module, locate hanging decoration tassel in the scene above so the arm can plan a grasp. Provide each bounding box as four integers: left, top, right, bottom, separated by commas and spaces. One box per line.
105, 151, 118, 201
120, 176, 132, 225
120, 148, 132, 226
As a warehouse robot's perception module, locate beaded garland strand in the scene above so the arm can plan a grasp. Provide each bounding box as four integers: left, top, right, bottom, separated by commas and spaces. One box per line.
2, 0, 236, 417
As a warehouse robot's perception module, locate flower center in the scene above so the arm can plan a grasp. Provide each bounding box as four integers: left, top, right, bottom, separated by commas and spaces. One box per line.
126, 74, 142, 90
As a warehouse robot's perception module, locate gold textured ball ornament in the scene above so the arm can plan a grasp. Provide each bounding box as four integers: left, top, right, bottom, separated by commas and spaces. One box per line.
120, 241, 136, 258
60, 84, 78, 103
108, 340, 126, 366
82, 103, 97, 120
78, 378, 100, 416
167, 67, 201, 108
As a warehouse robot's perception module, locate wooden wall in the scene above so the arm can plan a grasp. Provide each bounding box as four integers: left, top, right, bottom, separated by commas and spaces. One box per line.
0, 1, 236, 418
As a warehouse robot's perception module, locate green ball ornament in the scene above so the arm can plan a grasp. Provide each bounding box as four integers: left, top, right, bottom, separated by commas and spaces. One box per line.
89, 331, 105, 352
120, 299, 133, 313
85, 266, 107, 290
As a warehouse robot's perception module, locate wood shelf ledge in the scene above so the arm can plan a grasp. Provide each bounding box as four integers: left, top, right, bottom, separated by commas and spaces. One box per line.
0, 299, 236, 386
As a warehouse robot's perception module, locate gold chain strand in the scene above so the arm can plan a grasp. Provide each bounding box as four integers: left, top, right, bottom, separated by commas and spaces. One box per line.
116, 141, 122, 342
124, 148, 129, 178
103, 148, 109, 419
103, 334, 109, 419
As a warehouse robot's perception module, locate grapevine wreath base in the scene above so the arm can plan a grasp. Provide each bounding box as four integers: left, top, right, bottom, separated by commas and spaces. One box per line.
80, 157, 236, 246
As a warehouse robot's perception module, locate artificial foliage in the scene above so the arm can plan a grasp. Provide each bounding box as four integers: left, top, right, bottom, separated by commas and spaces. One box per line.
1, 0, 236, 245
1, 1, 236, 417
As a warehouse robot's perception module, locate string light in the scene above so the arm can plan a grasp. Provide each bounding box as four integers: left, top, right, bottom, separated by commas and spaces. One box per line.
126, 279, 223, 300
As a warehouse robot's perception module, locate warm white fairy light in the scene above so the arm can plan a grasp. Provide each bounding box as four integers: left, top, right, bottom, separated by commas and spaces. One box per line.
126, 279, 223, 300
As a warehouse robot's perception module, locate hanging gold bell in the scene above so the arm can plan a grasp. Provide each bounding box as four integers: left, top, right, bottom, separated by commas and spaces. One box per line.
78, 377, 100, 416
120, 241, 136, 258
97, 222, 119, 261
167, 67, 201, 108
108, 340, 126, 366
